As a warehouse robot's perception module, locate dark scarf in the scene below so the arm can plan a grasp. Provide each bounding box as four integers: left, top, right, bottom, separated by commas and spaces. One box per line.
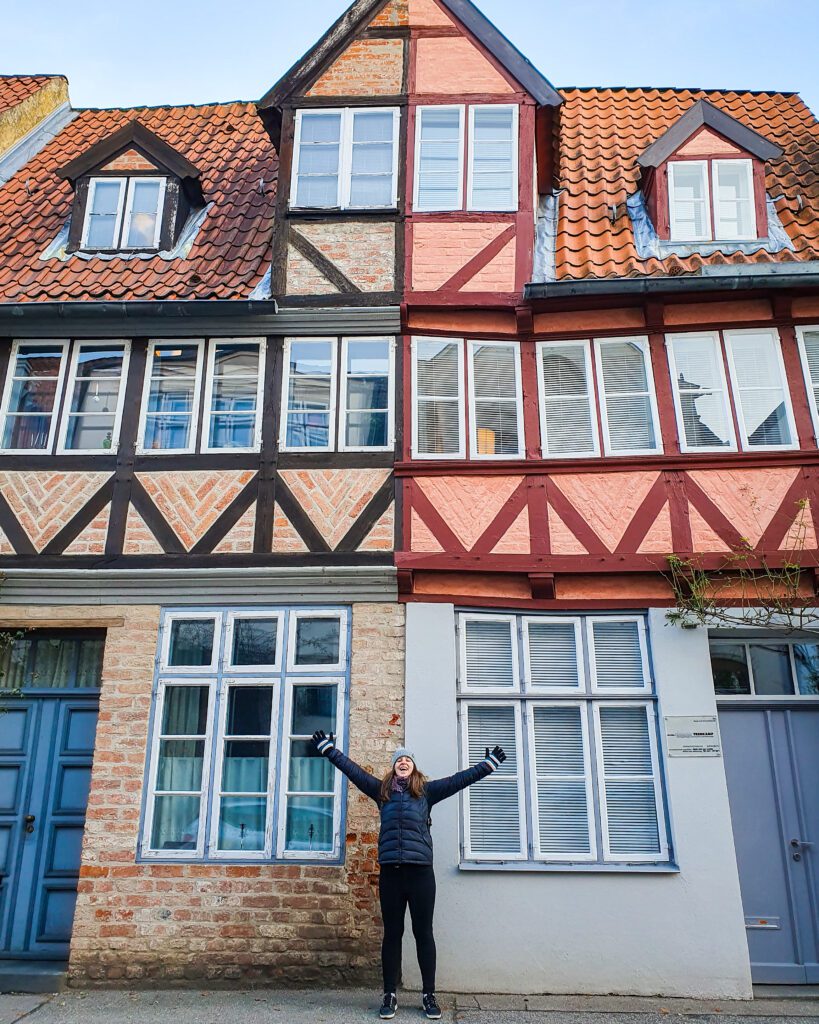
391, 775, 409, 794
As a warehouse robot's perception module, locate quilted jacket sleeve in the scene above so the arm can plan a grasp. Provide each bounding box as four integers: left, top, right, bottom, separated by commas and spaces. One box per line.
425, 757, 495, 807
326, 748, 381, 802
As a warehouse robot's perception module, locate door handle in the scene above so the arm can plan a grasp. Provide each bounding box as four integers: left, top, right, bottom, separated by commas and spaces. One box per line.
790, 838, 813, 861
23, 814, 35, 834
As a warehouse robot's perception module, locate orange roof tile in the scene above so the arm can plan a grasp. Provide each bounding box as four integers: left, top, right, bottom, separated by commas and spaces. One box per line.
0, 101, 276, 301
0, 74, 64, 113
554, 87, 819, 280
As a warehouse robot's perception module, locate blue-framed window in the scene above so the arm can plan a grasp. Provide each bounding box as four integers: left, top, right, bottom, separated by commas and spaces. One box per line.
141, 607, 349, 863
0, 630, 105, 692
456, 612, 672, 868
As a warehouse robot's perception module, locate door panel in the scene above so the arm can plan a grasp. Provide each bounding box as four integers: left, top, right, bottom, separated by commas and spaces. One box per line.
0, 703, 38, 955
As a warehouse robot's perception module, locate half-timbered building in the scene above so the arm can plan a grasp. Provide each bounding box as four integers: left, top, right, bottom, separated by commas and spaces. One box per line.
0, 0, 817, 999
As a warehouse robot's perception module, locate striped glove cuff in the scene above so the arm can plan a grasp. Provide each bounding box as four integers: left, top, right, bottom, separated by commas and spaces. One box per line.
483, 745, 506, 771
317, 737, 334, 756
484, 751, 502, 771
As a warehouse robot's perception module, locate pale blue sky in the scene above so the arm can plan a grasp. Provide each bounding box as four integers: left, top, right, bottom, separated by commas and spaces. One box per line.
5, 0, 819, 116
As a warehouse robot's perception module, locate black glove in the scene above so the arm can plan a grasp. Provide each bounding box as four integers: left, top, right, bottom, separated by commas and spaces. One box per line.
485, 745, 507, 770
312, 729, 335, 756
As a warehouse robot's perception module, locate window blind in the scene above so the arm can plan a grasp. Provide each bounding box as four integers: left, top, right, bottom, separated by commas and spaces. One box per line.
524, 618, 583, 691
469, 105, 517, 211
463, 616, 517, 690
469, 343, 521, 457
464, 703, 523, 857
589, 618, 647, 691
726, 331, 793, 449
800, 329, 819, 424
596, 339, 659, 454
538, 342, 597, 456
414, 338, 463, 456
415, 106, 463, 212
667, 334, 734, 451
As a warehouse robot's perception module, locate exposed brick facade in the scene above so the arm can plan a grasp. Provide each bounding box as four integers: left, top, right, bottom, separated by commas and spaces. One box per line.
0, 471, 112, 552
307, 39, 404, 98
279, 469, 392, 551
136, 471, 256, 551
65, 602, 405, 986
289, 222, 397, 295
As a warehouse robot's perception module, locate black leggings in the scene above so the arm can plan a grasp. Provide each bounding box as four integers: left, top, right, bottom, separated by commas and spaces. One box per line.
378, 863, 436, 994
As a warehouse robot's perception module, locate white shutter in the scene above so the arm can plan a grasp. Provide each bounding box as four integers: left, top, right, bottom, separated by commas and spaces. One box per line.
468, 105, 518, 212
588, 617, 650, 693
595, 338, 661, 455
522, 617, 584, 692
797, 328, 819, 439
468, 341, 523, 458
412, 337, 464, 458
462, 702, 526, 859
666, 333, 736, 453
414, 106, 464, 212
724, 329, 796, 450
537, 341, 598, 457
459, 615, 519, 692
594, 703, 667, 861
529, 703, 595, 860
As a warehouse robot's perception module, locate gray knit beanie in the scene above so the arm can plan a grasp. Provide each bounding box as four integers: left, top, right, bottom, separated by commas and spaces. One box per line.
391, 747, 416, 767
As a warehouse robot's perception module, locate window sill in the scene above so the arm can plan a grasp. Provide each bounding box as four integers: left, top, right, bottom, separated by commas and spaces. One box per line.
458, 860, 680, 874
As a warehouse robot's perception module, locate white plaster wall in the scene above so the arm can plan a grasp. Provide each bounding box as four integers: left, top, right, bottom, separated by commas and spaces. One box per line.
403, 604, 752, 998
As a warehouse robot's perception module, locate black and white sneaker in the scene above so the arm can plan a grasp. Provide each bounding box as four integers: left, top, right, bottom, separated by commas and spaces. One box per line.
422, 993, 442, 1019
379, 992, 397, 1019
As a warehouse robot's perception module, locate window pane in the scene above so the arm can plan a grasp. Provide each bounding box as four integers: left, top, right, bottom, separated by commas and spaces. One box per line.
793, 644, 819, 695
151, 795, 199, 851
591, 619, 645, 690
347, 376, 388, 410
349, 175, 393, 207
292, 685, 337, 734
296, 113, 341, 208
598, 705, 661, 857
147, 378, 195, 413
532, 706, 591, 857
69, 377, 121, 415
226, 687, 273, 736
474, 401, 520, 455
417, 401, 460, 455
285, 412, 330, 448
415, 339, 462, 455
63, 415, 116, 451
86, 180, 123, 248
151, 344, 200, 377
669, 335, 733, 449
157, 739, 204, 791
353, 111, 394, 143
714, 161, 755, 239
294, 618, 341, 666
208, 414, 256, 449
710, 643, 751, 695
231, 619, 278, 666
74, 345, 124, 378
285, 795, 334, 852
728, 333, 792, 447
288, 739, 334, 791
749, 643, 794, 696
346, 410, 388, 447
221, 741, 269, 791
14, 344, 63, 379
1, 415, 51, 450
347, 340, 389, 376
465, 703, 521, 855
527, 621, 581, 689
168, 620, 215, 667
213, 343, 260, 377
464, 618, 515, 689
470, 106, 516, 211
416, 107, 462, 212
162, 685, 209, 735
540, 344, 596, 456
76, 638, 105, 686
301, 113, 342, 144
125, 179, 162, 247
211, 380, 256, 413
669, 163, 709, 241
598, 341, 658, 452
142, 414, 193, 451
218, 796, 266, 851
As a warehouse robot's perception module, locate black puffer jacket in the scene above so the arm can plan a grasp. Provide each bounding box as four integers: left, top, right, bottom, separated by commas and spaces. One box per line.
326, 748, 494, 865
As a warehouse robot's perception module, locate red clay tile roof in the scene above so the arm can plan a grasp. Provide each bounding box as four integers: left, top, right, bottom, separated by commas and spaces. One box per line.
0, 102, 276, 302
0, 75, 64, 113
555, 87, 819, 280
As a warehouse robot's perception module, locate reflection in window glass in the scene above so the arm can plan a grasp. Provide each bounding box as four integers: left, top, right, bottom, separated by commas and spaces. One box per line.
231, 619, 278, 667
344, 339, 390, 448
294, 618, 341, 665
142, 343, 201, 451
85, 179, 124, 249
749, 643, 794, 696
793, 644, 819, 695
168, 619, 215, 667
669, 335, 733, 450
206, 342, 260, 450
284, 340, 334, 449
125, 179, 163, 248
295, 112, 342, 208
1, 343, 65, 451
63, 343, 128, 451
727, 332, 793, 449
709, 643, 751, 695
285, 682, 339, 852
0, 632, 104, 689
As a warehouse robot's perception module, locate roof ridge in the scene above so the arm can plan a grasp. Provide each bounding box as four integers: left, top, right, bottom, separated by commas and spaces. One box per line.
0, 73, 66, 80
559, 84, 800, 98
75, 99, 258, 114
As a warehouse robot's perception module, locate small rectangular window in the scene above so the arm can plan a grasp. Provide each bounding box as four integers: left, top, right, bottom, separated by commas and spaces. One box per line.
668, 161, 711, 242
666, 332, 736, 452
83, 178, 126, 249
594, 337, 662, 456
161, 613, 220, 673
280, 338, 336, 452
288, 611, 345, 672
537, 341, 598, 457
468, 105, 518, 212
202, 339, 264, 453
467, 341, 523, 459
58, 341, 130, 454
122, 177, 165, 248
292, 109, 398, 210
225, 612, 283, 672
713, 159, 755, 240
724, 329, 796, 450
0, 340, 69, 452
138, 340, 205, 453
412, 337, 465, 458
414, 106, 464, 213
339, 337, 394, 451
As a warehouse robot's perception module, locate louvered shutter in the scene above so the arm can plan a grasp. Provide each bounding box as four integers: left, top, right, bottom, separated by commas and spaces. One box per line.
666, 334, 735, 451
413, 338, 464, 457
468, 105, 517, 212
469, 342, 522, 457
415, 106, 463, 212
460, 615, 519, 691
463, 703, 525, 858
523, 618, 583, 692
595, 339, 661, 455
595, 703, 665, 860
530, 704, 595, 860
588, 618, 649, 692
800, 329, 819, 430
725, 330, 795, 449
538, 342, 598, 457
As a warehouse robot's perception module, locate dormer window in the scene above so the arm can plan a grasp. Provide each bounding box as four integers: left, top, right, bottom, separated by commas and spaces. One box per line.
83, 176, 166, 251
668, 158, 755, 242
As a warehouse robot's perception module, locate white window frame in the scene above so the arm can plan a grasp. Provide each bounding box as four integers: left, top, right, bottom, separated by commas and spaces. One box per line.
795, 324, 819, 443
521, 616, 585, 694
459, 699, 528, 862
458, 613, 520, 694
527, 700, 597, 863
279, 337, 338, 454
81, 177, 127, 250
710, 637, 819, 701
141, 675, 217, 861
286, 609, 348, 674
136, 338, 205, 456
535, 339, 600, 459
712, 158, 756, 241
223, 610, 285, 673
56, 339, 131, 455
668, 160, 711, 243
0, 339, 70, 455
207, 674, 280, 860
290, 108, 400, 211
593, 336, 663, 457
592, 700, 668, 863
413, 105, 466, 213
466, 104, 519, 213
276, 676, 346, 860
337, 336, 396, 453
723, 328, 798, 452
120, 176, 166, 250
587, 615, 652, 695
201, 338, 265, 454
159, 611, 223, 675
466, 339, 524, 460
665, 331, 738, 454
410, 335, 466, 460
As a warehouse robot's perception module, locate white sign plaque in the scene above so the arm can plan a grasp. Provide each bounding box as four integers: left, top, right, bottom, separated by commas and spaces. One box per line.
664, 715, 722, 757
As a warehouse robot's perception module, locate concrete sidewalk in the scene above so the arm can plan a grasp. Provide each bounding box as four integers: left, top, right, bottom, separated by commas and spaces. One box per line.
0, 990, 817, 1024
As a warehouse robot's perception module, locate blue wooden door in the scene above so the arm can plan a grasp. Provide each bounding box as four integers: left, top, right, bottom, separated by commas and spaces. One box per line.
0, 697, 98, 960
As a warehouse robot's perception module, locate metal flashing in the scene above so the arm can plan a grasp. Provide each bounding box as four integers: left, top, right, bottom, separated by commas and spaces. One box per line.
524, 269, 819, 300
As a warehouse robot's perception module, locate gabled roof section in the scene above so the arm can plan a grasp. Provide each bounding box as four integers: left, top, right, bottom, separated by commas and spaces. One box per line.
258, 0, 561, 110
638, 97, 782, 169
56, 118, 201, 184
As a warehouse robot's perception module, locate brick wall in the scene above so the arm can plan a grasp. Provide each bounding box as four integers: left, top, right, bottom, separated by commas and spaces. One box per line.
307, 39, 404, 98
287, 223, 397, 295
67, 601, 405, 986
